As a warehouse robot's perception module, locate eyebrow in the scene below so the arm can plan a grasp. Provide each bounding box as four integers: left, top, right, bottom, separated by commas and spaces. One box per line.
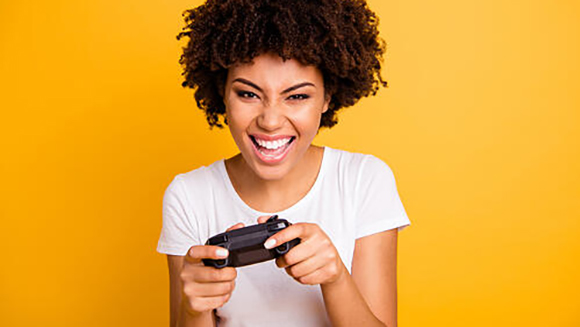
232, 78, 315, 94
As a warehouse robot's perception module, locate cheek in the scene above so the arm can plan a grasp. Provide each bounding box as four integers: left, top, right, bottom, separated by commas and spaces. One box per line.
226, 105, 253, 132
292, 105, 323, 135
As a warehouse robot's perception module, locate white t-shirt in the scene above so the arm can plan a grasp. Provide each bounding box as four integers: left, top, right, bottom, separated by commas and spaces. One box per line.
157, 146, 411, 327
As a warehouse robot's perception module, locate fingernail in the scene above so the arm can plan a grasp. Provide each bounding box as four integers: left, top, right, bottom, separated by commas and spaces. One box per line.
216, 248, 229, 258
264, 239, 276, 249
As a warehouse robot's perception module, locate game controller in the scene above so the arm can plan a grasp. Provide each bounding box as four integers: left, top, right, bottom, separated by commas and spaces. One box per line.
202, 215, 300, 268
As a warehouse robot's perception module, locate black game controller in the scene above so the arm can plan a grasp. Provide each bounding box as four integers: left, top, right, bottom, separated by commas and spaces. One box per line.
202, 215, 300, 268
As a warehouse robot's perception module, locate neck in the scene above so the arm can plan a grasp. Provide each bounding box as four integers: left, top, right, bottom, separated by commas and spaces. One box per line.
225, 145, 324, 213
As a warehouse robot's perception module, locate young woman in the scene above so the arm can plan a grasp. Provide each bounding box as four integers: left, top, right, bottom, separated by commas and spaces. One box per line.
157, 0, 411, 326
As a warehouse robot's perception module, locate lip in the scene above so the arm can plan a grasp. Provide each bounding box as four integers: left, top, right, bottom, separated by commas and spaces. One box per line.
249, 134, 295, 164
250, 133, 295, 141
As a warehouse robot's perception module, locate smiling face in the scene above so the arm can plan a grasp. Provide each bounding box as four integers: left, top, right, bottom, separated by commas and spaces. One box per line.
223, 52, 330, 181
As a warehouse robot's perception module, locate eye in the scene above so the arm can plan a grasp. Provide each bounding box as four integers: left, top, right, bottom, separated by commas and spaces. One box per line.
287, 94, 310, 101
237, 91, 259, 99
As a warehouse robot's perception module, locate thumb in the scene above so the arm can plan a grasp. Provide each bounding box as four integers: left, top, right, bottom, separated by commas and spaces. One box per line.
184, 245, 229, 264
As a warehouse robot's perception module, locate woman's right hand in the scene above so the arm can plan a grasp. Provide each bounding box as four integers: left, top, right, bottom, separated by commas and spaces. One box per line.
180, 223, 245, 316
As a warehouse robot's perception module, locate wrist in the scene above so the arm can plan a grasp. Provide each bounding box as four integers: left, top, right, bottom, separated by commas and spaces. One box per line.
321, 262, 350, 289
180, 299, 208, 319
178, 301, 215, 327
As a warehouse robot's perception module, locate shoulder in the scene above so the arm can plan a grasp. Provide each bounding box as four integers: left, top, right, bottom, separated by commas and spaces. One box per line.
325, 147, 395, 180
164, 160, 224, 203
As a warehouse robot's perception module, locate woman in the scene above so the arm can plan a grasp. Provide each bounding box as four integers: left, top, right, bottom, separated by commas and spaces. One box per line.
157, 0, 411, 326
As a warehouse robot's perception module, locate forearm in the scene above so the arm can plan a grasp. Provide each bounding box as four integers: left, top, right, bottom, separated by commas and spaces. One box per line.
320, 264, 387, 327
176, 301, 215, 327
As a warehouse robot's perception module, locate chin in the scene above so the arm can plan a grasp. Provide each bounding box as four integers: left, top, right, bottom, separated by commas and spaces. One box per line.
240, 135, 303, 181
249, 161, 292, 181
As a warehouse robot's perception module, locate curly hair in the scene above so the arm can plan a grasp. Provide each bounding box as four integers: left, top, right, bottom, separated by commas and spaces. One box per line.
177, 0, 387, 129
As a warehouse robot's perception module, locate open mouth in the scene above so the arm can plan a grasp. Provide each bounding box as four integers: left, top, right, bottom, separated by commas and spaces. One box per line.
249, 135, 296, 162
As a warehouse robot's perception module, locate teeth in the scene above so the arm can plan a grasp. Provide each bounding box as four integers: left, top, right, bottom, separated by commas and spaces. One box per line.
254, 137, 291, 149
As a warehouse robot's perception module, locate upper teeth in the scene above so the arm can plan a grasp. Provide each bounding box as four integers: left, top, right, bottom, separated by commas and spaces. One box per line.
254, 137, 292, 149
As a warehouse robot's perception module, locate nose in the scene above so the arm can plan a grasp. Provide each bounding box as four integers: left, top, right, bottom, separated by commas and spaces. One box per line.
256, 103, 285, 131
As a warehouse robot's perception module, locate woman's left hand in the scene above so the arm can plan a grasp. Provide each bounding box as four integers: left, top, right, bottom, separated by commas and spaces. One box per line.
257, 216, 347, 286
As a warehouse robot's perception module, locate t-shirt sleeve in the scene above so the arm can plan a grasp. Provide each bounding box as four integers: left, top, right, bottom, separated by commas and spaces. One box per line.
156, 176, 201, 256
355, 155, 411, 239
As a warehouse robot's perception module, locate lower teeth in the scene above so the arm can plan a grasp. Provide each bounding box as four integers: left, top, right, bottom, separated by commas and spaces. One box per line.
258, 143, 289, 156
252, 137, 294, 158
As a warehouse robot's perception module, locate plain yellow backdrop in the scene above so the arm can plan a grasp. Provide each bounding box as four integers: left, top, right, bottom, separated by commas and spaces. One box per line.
1, 0, 579, 326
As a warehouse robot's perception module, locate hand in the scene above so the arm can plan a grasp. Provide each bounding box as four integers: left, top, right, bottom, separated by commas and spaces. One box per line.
180, 223, 245, 316
257, 217, 347, 286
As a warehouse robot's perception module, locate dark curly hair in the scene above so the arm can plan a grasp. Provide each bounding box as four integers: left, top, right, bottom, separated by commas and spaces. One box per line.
177, 0, 387, 129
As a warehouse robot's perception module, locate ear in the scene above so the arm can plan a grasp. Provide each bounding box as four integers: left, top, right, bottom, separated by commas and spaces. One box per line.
322, 92, 331, 114
220, 89, 229, 126
220, 85, 229, 110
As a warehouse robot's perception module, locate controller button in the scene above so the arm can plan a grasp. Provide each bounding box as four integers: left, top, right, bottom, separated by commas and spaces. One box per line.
215, 234, 228, 244
268, 222, 287, 232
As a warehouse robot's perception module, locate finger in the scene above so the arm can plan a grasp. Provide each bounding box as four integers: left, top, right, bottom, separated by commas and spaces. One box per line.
226, 222, 245, 232
284, 256, 326, 278
191, 266, 237, 283
274, 240, 317, 268
257, 215, 272, 224
185, 245, 229, 264
188, 280, 236, 297
218, 293, 232, 308
264, 223, 310, 250
186, 294, 230, 313
293, 268, 326, 285
275, 256, 285, 268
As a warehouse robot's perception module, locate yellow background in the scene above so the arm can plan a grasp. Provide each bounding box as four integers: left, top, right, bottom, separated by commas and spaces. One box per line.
1, 0, 579, 326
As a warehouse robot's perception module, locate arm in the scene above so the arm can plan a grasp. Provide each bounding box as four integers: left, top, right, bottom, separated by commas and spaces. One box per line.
167, 255, 216, 327
166, 223, 246, 327
324, 228, 398, 327
262, 221, 397, 327
327, 155, 404, 326
319, 268, 387, 327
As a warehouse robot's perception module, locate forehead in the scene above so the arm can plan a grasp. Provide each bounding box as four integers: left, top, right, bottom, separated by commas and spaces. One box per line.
226, 53, 323, 88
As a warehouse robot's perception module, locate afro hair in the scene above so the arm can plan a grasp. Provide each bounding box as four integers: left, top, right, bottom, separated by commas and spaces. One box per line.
177, 0, 387, 129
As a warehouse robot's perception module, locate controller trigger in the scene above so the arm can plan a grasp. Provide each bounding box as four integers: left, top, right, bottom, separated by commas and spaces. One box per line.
266, 215, 279, 223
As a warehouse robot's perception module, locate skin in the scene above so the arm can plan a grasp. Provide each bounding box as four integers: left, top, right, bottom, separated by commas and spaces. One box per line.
168, 53, 399, 327
222, 52, 330, 213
